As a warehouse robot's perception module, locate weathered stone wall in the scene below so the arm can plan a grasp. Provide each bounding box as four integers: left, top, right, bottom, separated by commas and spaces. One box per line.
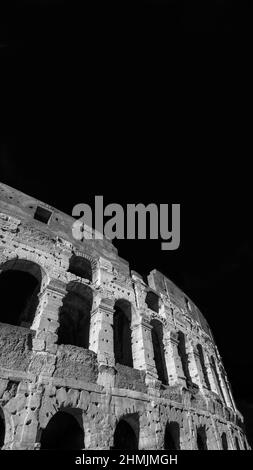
0, 182, 250, 450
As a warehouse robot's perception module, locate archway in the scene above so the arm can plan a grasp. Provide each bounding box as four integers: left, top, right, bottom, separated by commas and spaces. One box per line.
196, 426, 208, 450
197, 344, 211, 390
164, 421, 180, 450
112, 416, 139, 450
234, 435, 240, 450
221, 432, 228, 450
145, 291, 159, 313
68, 255, 93, 282
113, 299, 133, 367
177, 331, 192, 385
150, 319, 168, 385
40, 410, 84, 449
57, 283, 92, 348
0, 260, 42, 327
0, 409, 5, 449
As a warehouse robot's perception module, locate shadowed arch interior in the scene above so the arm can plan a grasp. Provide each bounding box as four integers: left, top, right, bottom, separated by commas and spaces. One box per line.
150, 319, 168, 385
57, 283, 93, 348
196, 426, 208, 450
221, 432, 228, 450
145, 291, 159, 313
113, 299, 133, 367
164, 421, 180, 450
40, 410, 84, 449
0, 409, 5, 449
68, 255, 93, 282
0, 260, 41, 327
234, 435, 240, 450
112, 415, 139, 450
177, 331, 192, 386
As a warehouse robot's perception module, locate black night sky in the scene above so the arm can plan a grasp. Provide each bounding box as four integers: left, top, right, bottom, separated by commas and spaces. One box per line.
0, 0, 252, 449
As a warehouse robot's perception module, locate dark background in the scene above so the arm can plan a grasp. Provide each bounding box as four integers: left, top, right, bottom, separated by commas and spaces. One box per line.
0, 0, 252, 448
0, 0, 252, 33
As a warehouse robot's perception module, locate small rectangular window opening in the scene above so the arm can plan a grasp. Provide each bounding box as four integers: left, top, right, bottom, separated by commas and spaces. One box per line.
34, 206, 52, 224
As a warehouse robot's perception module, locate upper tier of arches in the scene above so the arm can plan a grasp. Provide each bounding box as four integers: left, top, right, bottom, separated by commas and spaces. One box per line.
0, 256, 234, 410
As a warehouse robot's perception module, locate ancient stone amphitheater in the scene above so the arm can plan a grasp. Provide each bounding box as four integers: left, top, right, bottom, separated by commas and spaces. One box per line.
0, 182, 249, 450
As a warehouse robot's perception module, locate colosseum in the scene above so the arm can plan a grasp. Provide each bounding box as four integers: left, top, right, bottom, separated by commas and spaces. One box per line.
0, 182, 249, 451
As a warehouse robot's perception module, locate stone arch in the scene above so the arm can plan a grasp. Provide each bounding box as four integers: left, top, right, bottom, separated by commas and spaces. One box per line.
0, 258, 47, 328
113, 299, 133, 368
234, 434, 241, 450
221, 432, 228, 450
0, 257, 48, 288
164, 421, 180, 450
68, 254, 93, 283
196, 426, 208, 450
150, 319, 168, 385
111, 290, 138, 322
111, 413, 139, 450
145, 291, 160, 313
158, 407, 184, 450
57, 281, 93, 349
40, 408, 84, 449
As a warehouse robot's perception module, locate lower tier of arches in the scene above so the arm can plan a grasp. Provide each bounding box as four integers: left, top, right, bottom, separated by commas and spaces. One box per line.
0, 380, 249, 451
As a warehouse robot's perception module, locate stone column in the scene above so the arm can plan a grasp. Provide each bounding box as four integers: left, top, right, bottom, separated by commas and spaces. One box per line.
89, 296, 115, 387
210, 417, 223, 450
215, 360, 234, 409
139, 405, 160, 450
132, 279, 160, 390
224, 377, 237, 411
163, 330, 186, 387
226, 424, 236, 450
15, 382, 43, 450
28, 279, 66, 384
131, 316, 157, 377
188, 413, 198, 450
32, 279, 66, 355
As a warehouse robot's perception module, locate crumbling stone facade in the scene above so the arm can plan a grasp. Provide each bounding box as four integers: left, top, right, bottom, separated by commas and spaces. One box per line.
0, 182, 250, 450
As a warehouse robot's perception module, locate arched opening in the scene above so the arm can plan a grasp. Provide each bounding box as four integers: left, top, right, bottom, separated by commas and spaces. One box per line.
40, 410, 84, 449
184, 296, 192, 311
112, 415, 139, 450
164, 421, 180, 450
57, 283, 92, 349
0, 409, 5, 449
0, 260, 41, 328
197, 344, 211, 390
113, 299, 133, 368
196, 426, 208, 450
234, 435, 240, 450
177, 331, 192, 386
150, 319, 168, 385
221, 432, 228, 450
145, 291, 159, 313
68, 255, 93, 283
